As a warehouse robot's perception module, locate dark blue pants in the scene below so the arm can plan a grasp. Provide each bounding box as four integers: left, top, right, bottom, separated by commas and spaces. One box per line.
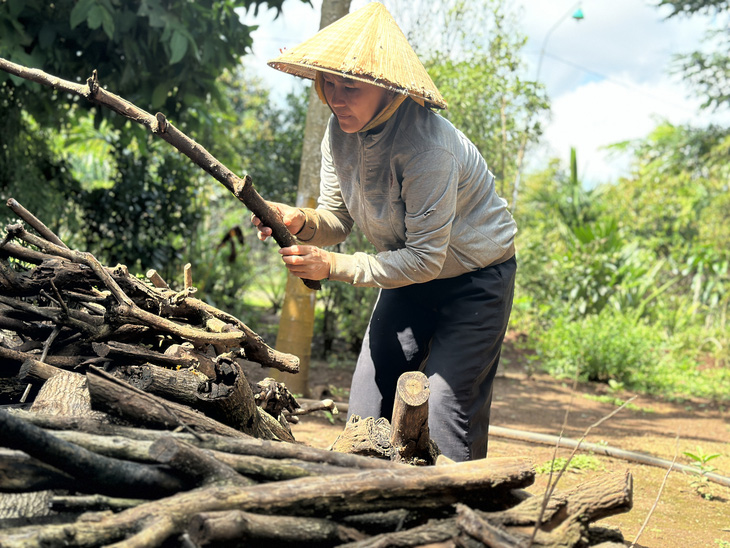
347, 256, 516, 462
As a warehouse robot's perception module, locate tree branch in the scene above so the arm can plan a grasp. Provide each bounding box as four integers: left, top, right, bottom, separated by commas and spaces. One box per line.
0, 56, 320, 291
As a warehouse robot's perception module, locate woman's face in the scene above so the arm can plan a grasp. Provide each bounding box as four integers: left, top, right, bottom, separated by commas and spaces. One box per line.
321, 73, 390, 133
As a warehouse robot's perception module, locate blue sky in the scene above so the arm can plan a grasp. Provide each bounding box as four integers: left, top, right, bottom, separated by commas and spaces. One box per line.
240, 0, 728, 187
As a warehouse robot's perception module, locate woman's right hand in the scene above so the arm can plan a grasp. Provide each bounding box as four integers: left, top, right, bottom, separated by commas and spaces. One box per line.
251, 202, 306, 241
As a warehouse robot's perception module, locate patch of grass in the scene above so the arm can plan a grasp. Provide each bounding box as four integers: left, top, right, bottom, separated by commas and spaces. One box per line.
535, 454, 604, 475
582, 393, 654, 413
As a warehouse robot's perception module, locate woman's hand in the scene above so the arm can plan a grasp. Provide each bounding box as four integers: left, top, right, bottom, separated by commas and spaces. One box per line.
279, 245, 332, 281
251, 202, 305, 241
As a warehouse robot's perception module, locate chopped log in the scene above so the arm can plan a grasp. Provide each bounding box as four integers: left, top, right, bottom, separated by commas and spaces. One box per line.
113, 364, 206, 407
148, 437, 253, 487
28, 370, 105, 421
389, 371, 438, 465
85, 366, 253, 438
0, 457, 535, 547
490, 470, 633, 528
183, 263, 193, 290
0, 409, 189, 499
92, 341, 199, 369
188, 510, 367, 546
330, 415, 392, 459
0, 449, 76, 492
17, 359, 65, 383
145, 269, 169, 289
195, 358, 265, 438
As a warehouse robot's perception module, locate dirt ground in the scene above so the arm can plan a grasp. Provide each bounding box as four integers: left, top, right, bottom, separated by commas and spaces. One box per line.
281, 342, 730, 548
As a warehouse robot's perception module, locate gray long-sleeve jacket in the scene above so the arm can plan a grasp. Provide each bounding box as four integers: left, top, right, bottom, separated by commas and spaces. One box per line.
296, 99, 517, 289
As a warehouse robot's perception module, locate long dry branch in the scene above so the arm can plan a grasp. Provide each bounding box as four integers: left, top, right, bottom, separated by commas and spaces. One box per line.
0, 56, 320, 291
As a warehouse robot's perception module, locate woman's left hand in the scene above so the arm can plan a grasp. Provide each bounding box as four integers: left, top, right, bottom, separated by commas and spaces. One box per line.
279, 245, 332, 281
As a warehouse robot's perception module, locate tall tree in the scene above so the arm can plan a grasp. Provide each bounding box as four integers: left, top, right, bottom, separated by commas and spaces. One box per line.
271, 0, 352, 397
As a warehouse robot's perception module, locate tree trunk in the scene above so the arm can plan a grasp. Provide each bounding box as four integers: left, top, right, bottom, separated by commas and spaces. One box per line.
272, 0, 352, 397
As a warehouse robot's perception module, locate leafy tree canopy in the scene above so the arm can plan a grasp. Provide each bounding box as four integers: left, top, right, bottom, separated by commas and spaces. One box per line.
657, 0, 730, 16
654, 0, 730, 110
0, 0, 300, 127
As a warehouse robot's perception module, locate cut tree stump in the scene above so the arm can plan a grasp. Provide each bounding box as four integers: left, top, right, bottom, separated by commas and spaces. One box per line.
331, 371, 440, 465
389, 371, 439, 465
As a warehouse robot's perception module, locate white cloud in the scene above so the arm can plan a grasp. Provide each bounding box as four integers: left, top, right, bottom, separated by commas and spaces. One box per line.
533, 75, 705, 186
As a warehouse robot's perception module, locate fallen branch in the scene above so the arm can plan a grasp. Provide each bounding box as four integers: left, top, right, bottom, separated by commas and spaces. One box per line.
489, 425, 730, 489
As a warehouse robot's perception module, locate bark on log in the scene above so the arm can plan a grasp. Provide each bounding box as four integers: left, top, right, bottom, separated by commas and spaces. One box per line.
17, 359, 65, 383
0, 409, 189, 499
0, 449, 76, 492
0, 241, 53, 265
93, 341, 199, 369
491, 470, 634, 528
339, 472, 633, 548
148, 437, 253, 487
85, 366, 254, 439
49, 494, 146, 513
0, 457, 535, 547
188, 510, 367, 546
28, 370, 105, 421
196, 358, 263, 437
47, 429, 377, 483
389, 371, 438, 465
6, 198, 69, 250
113, 364, 206, 407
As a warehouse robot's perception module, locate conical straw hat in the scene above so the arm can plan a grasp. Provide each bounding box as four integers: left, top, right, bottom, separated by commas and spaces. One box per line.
268, 2, 447, 109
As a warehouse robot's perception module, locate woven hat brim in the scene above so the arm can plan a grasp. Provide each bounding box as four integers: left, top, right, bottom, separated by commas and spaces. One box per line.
268, 61, 444, 108
267, 2, 447, 109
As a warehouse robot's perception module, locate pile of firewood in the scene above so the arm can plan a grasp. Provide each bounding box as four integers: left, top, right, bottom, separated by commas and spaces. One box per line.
0, 199, 633, 547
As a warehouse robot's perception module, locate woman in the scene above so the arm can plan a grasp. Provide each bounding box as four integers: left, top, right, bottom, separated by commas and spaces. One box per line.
254, 2, 517, 462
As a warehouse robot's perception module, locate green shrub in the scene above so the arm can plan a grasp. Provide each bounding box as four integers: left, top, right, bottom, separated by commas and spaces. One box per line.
535, 308, 663, 387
